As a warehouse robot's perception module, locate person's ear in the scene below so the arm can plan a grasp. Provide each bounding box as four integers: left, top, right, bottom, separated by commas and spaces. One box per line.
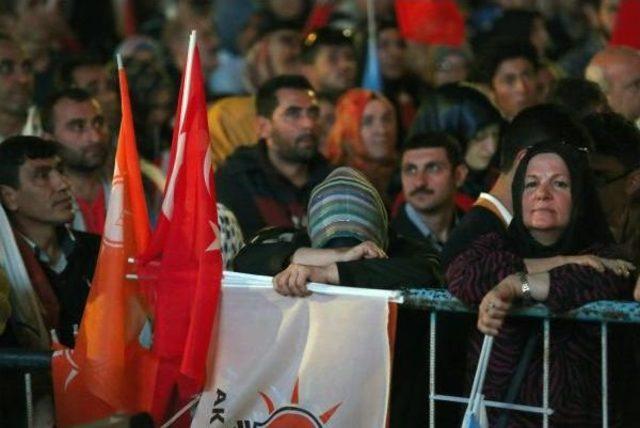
454, 164, 468, 188
625, 168, 640, 197
256, 115, 272, 142
0, 185, 19, 212
514, 148, 528, 164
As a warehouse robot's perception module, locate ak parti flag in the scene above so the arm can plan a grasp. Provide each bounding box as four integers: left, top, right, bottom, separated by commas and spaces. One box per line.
51, 58, 158, 426
138, 33, 223, 424
395, 0, 465, 47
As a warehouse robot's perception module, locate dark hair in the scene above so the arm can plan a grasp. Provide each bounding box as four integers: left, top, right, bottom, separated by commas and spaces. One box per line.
54, 54, 106, 90
0, 136, 59, 188
499, 104, 593, 172
490, 9, 544, 45
409, 82, 503, 151
549, 78, 608, 119
472, 38, 539, 85
301, 27, 354, 64
255, 74, 315, 118
582, 112, 640, 172
41, 87, 94, 133
402, 131, 463, 166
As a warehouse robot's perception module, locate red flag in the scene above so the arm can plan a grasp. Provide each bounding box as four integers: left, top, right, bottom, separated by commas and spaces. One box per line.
51, 59, 158, 426
395, 0, 465, 47
610, 0, 640, 50
302, 0, 336, 37
139, 35, 222, 424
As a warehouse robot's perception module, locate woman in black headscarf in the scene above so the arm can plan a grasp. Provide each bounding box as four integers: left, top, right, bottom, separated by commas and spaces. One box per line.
447, 141, 635, 427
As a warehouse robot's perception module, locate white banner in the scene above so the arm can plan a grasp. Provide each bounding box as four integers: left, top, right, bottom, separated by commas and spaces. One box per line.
192, 281, 392, 428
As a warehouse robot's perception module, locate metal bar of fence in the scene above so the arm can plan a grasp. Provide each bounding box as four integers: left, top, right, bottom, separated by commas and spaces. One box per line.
431, 394, 554, 415
403, 289, 640, 324
543, 319, 550, 428
429, 311, 436, 428
602, 322, 609, 428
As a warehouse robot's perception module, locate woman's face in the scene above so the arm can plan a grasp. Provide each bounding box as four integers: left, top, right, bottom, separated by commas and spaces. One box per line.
522, 153, 572, 245
465, 124, 499, 171
360, 99, 397, 161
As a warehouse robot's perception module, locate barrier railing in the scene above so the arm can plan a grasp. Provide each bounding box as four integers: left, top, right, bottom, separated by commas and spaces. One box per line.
1, 288, 638, 428
403, 288, 640, 428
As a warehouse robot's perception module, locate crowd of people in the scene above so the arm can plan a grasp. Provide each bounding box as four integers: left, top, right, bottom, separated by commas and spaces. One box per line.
0, 0, 639, 426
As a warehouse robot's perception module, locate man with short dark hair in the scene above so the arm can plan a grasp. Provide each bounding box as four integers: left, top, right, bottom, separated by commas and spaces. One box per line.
392, 131, 467, 251
41, 88, 111, 234
0, 33, 35, 140
55, 54, 119, 132
215, 75, 332, 238
0, 136, 99, 349
474, 39, 540, 120
301, 27, 357, 99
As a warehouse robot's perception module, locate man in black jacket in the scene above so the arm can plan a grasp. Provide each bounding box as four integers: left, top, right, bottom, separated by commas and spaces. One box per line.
0, 136, 100, 349
215, 74, 331, 240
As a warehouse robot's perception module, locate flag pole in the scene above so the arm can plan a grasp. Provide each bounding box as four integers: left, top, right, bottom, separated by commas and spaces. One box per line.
178, 30, 197, 131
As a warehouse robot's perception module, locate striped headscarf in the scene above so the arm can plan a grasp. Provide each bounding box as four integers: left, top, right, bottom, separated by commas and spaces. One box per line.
307, 167, 388, 250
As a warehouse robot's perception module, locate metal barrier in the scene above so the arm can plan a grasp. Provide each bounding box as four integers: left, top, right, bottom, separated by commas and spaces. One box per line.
403, 289, 640, 428
1, 289, 638, 427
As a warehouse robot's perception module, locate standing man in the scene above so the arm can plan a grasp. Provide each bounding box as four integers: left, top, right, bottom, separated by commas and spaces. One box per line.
392, 132, 467, 252
41, 88, 111, 234
215, 75, 332, 239
0, 33, 35, 140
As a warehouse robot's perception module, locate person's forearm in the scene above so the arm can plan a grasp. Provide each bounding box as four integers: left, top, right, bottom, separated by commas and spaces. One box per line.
309, 263, 340, 285
524, 256, 565, 274
291, 248, 341, 266
506, 271, 550, 302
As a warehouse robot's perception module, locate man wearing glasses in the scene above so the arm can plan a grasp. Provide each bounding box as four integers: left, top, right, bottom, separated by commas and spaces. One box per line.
0, 33, 35, 141
215, 75, 332, 239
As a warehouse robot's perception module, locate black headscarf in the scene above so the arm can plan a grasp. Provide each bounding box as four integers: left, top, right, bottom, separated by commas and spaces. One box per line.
508, 141, 613, 258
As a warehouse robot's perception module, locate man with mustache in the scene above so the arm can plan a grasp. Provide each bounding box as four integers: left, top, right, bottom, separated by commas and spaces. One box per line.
41, 88, 111, 235
0, 33, 36, 140
215, 75, 332, 238
392, 132, 467, 252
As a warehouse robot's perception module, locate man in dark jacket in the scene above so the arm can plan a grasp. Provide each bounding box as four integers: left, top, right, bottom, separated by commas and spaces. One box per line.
215, 74, 332, 239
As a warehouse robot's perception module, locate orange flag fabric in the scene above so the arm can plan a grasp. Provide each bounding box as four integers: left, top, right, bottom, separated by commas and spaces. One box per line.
51, 59, 158, 426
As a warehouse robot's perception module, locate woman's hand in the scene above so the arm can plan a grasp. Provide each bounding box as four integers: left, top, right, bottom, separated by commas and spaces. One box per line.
338, 241, 387, 262
273, 264, 314, 297
477, 275, 520, 336
273, 263, 340, 297
561, 255, 635, 276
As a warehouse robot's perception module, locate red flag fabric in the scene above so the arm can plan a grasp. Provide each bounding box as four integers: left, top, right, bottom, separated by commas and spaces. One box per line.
302, 0, 336, 37
139, 40, 222, 424
610, 0, 640, 50
52, 63, 158, 426
395, 0, 465, 47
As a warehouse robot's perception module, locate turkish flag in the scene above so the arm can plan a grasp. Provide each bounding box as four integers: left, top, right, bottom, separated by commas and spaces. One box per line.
52, 61, 158, 426
610, 0, 640, 50
139, 39, 223, 425
395, 0, 465, 47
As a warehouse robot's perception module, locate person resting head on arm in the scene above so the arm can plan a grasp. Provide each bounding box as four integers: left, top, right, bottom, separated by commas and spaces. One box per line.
232, 167, 442, 294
